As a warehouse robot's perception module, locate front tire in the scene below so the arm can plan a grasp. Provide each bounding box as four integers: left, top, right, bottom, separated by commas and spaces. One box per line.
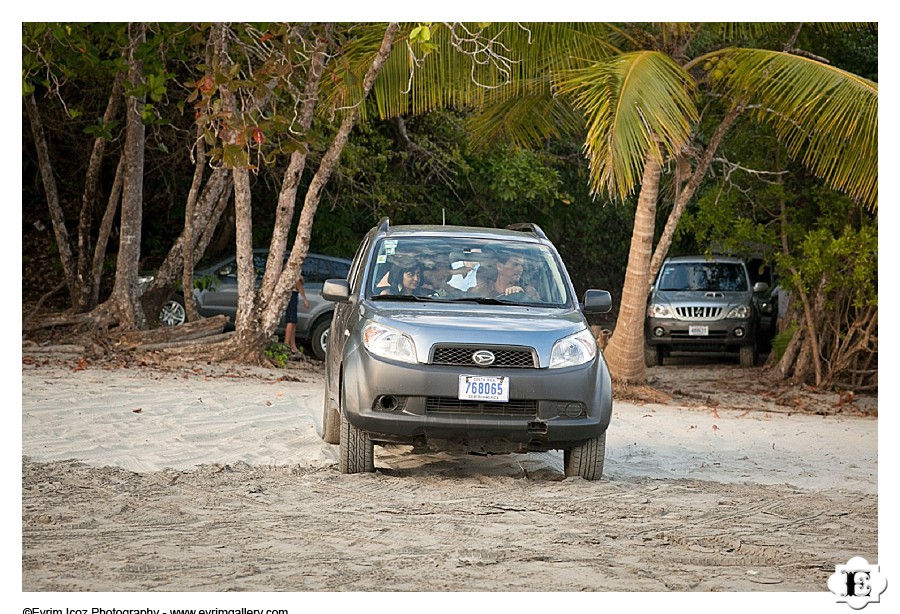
564, 431, 606, 480
339, 411, 374, 474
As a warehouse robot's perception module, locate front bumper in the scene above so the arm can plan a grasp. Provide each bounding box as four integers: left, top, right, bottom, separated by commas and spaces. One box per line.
340, 346, 612, 454
646, 317, 755, 349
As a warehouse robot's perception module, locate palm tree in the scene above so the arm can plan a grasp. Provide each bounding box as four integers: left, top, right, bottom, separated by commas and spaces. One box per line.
555, 24, 877, 383
373, 22, 877, 384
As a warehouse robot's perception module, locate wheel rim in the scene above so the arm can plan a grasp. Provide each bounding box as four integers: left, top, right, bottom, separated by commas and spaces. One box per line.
319, 329, 329, 355
158, 300, 186, 326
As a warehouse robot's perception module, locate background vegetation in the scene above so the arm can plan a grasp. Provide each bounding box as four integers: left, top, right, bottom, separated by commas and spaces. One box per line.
22, 22, 876, 390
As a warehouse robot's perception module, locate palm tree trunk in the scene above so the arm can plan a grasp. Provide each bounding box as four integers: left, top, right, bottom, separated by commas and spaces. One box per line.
603, 153, 662, 383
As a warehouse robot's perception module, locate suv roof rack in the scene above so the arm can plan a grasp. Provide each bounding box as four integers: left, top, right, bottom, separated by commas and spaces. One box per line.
376, 217, 390, 233
506, 223, 547, 240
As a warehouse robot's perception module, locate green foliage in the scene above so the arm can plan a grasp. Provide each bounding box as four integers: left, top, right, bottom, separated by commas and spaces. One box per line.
779, 193, 877, 310
174, 274, 221, 294
265, 342, 292, 368
470, 145, 561, 203
770, 324, 796, 361
409, 23, 439, 55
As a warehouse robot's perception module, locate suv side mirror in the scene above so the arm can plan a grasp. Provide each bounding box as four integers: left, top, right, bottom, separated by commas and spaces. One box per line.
753, 282, 770, 293
322, 279, 350, 303
582, 290, 612, 314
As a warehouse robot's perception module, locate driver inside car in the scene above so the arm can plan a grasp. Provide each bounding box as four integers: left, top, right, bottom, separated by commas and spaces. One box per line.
477, 249, 539, 298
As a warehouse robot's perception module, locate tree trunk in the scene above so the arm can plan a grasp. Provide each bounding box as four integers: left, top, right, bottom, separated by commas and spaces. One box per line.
260, 22, 401, 338
109, 22, 148, 331
208, 22, 258, 334
24, 93, 79, 309
78, 72, 125, 312
648, 106, 743, 283
140, 169, 230, 322
182, 135, 206, 323
90, 156, 124, 307
259, 29, 330, 302
603, 152, 662, 383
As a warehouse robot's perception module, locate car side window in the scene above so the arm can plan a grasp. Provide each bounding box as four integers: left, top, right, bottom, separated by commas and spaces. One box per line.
330, 260, 351, 280
302, 258, 328, 283
347, 234, 371, 293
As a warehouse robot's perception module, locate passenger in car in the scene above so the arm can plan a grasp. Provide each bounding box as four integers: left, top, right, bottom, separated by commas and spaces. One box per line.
418, 254, 457, 297
380, 259, 423, 295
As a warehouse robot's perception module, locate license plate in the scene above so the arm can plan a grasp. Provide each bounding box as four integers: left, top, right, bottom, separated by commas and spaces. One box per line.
689, 325, 709, 336
458, 375, 509, 402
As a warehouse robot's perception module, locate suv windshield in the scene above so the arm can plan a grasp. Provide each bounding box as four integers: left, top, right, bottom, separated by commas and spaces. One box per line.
366, 236, 571, 306
658, 262, 748, 292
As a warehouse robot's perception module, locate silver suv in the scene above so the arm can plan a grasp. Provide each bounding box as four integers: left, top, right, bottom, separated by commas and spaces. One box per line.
320, 219, 613, 480
645, 255, 770, 367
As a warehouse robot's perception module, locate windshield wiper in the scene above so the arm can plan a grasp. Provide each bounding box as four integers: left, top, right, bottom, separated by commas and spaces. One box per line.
458, 296, 517, 305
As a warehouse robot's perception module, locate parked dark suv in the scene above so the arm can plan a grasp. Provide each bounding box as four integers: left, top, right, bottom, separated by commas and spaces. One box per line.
645, 255, 770, 367
156, 249, 351, 360
321, 219, 614, 479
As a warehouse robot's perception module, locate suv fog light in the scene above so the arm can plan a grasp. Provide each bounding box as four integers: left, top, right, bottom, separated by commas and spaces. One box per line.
653, 327, 665, 337
559, 402, 586, 418
734, 327, 745, 338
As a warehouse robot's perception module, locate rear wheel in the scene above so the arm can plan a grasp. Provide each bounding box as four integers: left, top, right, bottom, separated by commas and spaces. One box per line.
310, 319, 331, 361
339, 411, 374, 474
158, 297, 186, 327
563, 431, 606, 480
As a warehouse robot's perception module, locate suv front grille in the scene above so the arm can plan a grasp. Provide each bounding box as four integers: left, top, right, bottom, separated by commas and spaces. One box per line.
675, 306, 723, 320
426, 397, 538, 416
431, 346, 536, 368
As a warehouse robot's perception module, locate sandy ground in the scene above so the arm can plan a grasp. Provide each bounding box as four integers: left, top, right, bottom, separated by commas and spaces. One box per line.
17, 353, 884, 611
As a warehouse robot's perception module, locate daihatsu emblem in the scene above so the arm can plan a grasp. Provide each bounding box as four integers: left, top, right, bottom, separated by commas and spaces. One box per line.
472, 350, 496, 366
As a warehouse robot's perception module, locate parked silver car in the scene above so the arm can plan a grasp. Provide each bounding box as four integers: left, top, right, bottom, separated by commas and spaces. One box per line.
645, 255, 770, 367
157, 249, 351, 360
321, 219, 613, 479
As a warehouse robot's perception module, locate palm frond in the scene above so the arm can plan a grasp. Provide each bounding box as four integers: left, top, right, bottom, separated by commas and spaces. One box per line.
712, 47, 877, 209
466, 90, 585, 149
366, 23, 622, 120
555, 50, 698, 200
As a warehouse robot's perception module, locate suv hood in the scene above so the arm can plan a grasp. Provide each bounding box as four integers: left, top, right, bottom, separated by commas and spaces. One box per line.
653, 289, 752, 306
364, 303, 588, 365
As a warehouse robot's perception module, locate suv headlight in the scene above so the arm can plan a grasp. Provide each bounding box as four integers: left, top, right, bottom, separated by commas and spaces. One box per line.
362, 322, 417, 364
725, 304, 751, 319
549, 329, 597, 369
647, 303, 673, 318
